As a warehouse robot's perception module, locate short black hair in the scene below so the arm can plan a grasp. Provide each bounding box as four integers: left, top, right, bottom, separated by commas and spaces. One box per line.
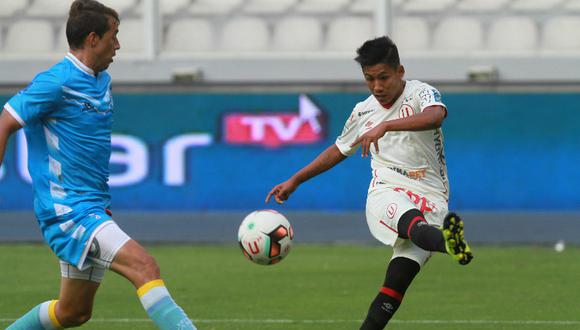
66, 0, 119, 50
354, 36, 400, 69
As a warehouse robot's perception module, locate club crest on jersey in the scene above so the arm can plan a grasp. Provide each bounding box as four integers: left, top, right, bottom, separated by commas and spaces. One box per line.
399, 104, 414, 118
365, 120, 374, 129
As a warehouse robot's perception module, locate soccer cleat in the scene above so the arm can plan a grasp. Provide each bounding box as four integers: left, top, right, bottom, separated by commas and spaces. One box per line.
442, 212, 473, 265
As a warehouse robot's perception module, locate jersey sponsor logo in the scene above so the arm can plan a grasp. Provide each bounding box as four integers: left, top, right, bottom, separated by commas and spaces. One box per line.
223, 94, 324, 147
388, 166, 426, 180
387, 203, 397, 219
357, 109, 376, 117
393, 187, 436, 214
62, 86, 113, 115
399, 104, 414, 118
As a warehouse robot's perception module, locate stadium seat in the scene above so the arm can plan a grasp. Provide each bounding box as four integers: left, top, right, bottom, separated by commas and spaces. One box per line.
116, 19, 145, 54
160, 0, 191, 15
242, 0, 296, 14
326, 17, 374, 52
392, 17, 430, 53
26, 0, 72, 17
542, 16, 580, 52
4, 20, 55, 54
457, 0, 509, 12
433, 17, 483, 52
402, 0, 456, 13
510, 0, 561, 12
0, 0, 28, 17
187, 0, 243, 15
349, 0, 375, 13
164, 19, 214, 53
220, 17, 269, 52
99, 0, 138, 13
563, 0, 580, 11
294, 0, 350, 13
487, 16, 538, 52
272, 17, 322, 52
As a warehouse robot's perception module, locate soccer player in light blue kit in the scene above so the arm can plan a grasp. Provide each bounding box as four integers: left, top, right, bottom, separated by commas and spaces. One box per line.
0, 1, 196, 329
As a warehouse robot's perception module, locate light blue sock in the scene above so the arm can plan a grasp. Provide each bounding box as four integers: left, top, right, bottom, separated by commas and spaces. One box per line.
7, 300, 61, 330
138, 280, 196, 330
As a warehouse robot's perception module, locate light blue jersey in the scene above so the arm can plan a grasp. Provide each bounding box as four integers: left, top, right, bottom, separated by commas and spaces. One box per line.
4, 53, 114, 268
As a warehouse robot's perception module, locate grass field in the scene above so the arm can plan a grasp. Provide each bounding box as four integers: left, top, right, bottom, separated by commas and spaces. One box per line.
1, 244, 579, 330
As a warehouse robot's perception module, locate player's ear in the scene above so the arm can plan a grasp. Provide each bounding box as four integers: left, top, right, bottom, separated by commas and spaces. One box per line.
86, 32, 99, 48
397, 65, 405, 78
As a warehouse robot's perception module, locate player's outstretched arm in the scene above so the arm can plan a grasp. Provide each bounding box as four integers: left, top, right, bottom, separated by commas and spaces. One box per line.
0, 109, 23, 166
266, 144, 347, 204
351, 105, 446, 157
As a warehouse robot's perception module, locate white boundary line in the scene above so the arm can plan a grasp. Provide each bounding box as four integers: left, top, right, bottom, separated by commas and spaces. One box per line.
2, 318, 580, 325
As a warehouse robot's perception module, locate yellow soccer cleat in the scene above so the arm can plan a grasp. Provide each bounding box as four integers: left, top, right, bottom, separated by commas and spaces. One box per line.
442, 212, 473, 265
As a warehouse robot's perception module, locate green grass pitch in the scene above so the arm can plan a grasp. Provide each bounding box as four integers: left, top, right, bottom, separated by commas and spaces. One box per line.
1, 244, 579, 329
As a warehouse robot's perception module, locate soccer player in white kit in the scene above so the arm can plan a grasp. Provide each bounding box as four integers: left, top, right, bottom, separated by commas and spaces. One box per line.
266, 36, 472, 329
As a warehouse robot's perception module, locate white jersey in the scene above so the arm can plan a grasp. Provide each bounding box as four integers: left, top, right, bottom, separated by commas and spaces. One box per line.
335, 80, 449, 201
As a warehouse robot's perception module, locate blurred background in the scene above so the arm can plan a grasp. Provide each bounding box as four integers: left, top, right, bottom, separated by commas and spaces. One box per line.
0, 0, 578, 245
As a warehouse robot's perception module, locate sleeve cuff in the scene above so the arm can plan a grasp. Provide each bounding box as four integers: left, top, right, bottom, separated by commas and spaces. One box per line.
4, 103, 26, 126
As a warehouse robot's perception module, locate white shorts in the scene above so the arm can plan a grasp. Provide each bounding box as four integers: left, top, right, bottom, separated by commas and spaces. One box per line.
366, 184, 448, 266
60, 221, 131, 283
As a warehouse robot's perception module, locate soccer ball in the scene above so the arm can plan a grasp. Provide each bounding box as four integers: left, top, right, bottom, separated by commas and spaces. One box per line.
238, 210, 294, 265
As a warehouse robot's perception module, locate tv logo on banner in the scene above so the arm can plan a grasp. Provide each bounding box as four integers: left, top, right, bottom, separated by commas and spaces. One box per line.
223, 94, 325, 147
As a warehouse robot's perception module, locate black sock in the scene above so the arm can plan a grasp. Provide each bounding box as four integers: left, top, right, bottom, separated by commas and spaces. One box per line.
398, 209, 447, 253
360, 289, 401, 330
360, 257, 420, 330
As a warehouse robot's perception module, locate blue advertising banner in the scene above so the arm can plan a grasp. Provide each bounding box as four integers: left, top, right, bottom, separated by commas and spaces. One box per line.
0, 91, 578, 211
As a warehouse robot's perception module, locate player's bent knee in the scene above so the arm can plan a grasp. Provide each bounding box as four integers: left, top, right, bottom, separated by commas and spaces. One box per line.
58, 308, 92, 327
125, 253, 161, 285
139, 254, 161, 280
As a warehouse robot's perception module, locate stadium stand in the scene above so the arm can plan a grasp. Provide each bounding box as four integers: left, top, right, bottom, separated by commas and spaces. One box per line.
4, 20, 54, 55
564, 0, 580, 11
160, 0, 191, 15
402, 0, 456, 13
242, 0, 296, 14
542, 16, 580, 52
0, 0, 579, 83
272, 17, 323, 52
116, 18, 146, 55
456, 0, 510, 12
326, 16, 374, 52
348, 0, 374, 13
432, 17, 483, 53
487, 16, 538, 52
26, 0, 72, 17
392, 16, 430, 52
510, 0, 562, 12
294, 0, 351, 13
187, 0, 244, 15
0, 0, 28, 18
220, 17, 269, 52
165, 19, 215, 53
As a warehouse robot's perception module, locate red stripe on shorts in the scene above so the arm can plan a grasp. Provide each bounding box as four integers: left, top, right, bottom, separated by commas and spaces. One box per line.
379, 220, 398, 234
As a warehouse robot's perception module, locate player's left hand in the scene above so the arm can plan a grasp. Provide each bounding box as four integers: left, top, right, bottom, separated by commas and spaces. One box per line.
350, 123, 387, 157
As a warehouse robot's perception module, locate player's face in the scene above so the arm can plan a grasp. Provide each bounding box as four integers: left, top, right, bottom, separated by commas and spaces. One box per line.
362, 63, 405, 107
93, 16, 120, 72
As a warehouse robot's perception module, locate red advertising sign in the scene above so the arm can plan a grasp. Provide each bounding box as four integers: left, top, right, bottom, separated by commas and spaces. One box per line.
224, 94, 324, 147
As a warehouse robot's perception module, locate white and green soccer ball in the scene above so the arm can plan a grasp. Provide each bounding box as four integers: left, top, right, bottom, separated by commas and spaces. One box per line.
238, 210, 294, 265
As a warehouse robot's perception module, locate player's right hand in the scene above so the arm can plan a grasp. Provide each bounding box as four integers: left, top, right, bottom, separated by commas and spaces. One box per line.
265, 179, 298, 204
